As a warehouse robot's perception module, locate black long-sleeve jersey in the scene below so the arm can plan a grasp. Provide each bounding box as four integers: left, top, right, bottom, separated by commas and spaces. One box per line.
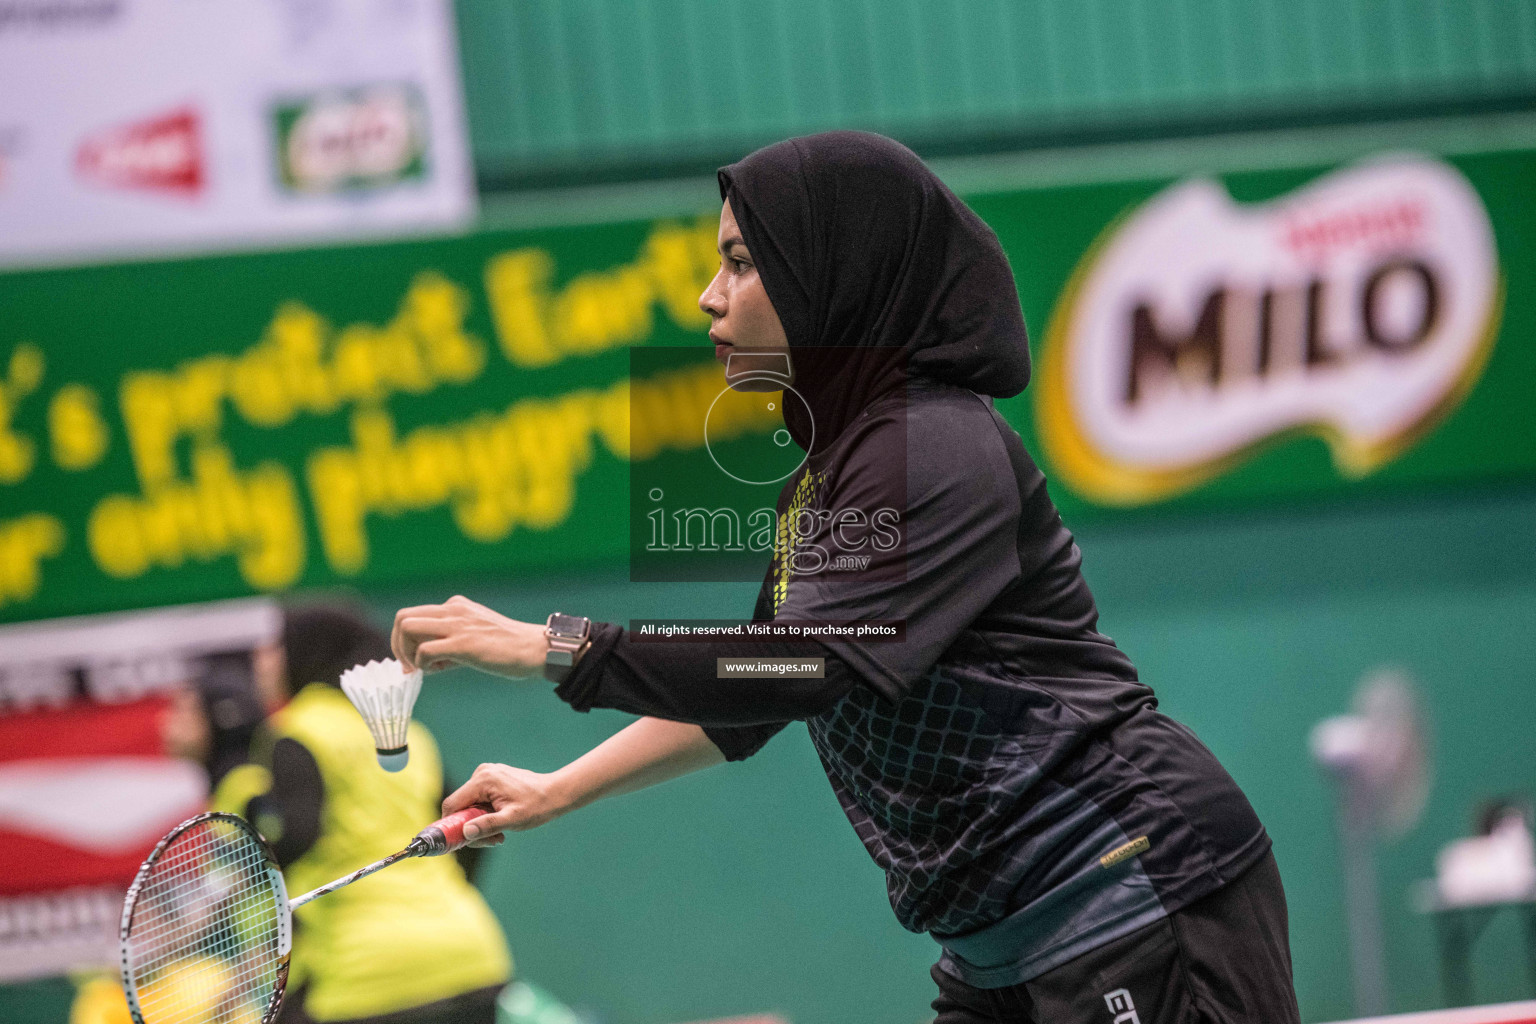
556, 380, 1269, 987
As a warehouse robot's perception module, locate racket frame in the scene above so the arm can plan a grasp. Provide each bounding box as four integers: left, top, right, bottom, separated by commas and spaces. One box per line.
119, 804, 480, 1023
119, 811, 292, 1024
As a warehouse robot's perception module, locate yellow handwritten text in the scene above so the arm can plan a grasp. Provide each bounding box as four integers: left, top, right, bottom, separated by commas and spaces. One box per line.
0, 513, 65, 606
0, 342, 45, 484
485, 219, 718, 368
120, 272, 486, 489
49, 383, 110, 471
87, 445, 306, 589
306, 363, 775, 575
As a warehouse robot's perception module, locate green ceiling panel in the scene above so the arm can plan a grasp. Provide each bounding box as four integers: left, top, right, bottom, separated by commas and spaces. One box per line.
454, 0, 1536, 189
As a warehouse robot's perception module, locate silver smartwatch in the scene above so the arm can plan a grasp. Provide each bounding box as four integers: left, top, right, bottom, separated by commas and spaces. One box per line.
543, 613, 592, 684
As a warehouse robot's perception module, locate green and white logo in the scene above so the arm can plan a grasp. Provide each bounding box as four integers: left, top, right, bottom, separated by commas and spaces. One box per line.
272, 84, 428, 195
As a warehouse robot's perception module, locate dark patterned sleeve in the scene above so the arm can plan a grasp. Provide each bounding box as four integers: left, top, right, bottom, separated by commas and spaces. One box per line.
553, 621, 854, 726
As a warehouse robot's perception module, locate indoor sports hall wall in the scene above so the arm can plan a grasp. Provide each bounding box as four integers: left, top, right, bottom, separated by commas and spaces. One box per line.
6, 2, 1536, 1019
5, 115, 1536, 1023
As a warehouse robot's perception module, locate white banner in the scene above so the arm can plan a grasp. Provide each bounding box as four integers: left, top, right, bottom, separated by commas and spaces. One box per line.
0, 598, 279, 981
0, 0, 475, 270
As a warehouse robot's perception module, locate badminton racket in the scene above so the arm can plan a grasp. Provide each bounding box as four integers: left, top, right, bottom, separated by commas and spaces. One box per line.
118, 805, 488, 1024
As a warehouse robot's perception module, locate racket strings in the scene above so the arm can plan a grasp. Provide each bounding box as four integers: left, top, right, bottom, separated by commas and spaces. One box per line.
125, 819, 284, 1024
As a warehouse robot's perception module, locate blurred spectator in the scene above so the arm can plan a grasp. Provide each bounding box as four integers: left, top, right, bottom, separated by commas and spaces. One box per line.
68, 604, 527, 1024
156, 650, 268, 786
212, 603, 515, 1024
66, 974, 131, 1024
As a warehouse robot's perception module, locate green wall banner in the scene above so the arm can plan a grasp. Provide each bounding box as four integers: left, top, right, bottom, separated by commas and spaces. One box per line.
975, 147, 1535, 524
2, 147, 1534, 622
1034, 156, 1498, 507
0, 216, 724, 621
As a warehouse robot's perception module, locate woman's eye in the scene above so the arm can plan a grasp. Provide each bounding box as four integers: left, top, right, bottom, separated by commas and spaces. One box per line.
731, 258, 750, 272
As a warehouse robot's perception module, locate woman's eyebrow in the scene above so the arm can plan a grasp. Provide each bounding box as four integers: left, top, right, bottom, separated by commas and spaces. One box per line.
718, 235, 747, 255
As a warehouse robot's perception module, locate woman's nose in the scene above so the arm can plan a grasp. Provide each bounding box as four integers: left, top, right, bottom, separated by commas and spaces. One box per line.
699, 270, 726, 318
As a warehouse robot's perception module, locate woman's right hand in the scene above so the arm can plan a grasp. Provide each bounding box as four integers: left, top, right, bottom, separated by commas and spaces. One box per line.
442, 762, 573, 845
391, 595, 550, 677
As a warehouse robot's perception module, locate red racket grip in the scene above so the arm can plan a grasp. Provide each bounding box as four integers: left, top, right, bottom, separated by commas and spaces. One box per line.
413, 805, 494, 856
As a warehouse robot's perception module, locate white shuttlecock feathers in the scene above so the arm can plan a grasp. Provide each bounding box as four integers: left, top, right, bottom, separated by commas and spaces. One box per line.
339, 658, 423, 772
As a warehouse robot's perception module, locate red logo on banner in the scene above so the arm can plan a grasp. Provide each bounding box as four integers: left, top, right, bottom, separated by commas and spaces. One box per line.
76, 107, 204, 198
0, 696, 207, 895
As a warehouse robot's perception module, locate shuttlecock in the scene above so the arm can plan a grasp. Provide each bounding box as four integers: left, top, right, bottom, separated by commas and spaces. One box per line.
339, 658, 422, 772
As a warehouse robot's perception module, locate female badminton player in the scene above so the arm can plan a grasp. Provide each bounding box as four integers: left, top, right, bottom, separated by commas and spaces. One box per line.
392, 131, 1302, 1024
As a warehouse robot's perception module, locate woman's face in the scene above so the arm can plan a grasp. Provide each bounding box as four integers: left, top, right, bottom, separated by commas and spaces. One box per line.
699, 198, 793, 392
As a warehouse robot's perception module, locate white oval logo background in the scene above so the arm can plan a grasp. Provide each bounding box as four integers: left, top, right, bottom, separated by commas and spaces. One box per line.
1039, 155, 1501, 505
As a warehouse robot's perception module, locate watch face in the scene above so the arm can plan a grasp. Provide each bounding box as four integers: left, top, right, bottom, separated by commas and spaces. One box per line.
547, 613, 589, 639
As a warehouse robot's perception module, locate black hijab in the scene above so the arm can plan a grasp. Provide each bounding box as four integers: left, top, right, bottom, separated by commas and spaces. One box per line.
717, 131, 1031, 455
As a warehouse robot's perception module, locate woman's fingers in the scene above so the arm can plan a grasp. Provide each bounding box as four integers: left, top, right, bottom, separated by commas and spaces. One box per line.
399, 616, 456, 637
460, 810, 501, 842
442, 763, 561, 841
392, 602, 461, 669
393, 597, 544, 679
462, 802, 524, 840
411, 641, 457, 672
393, 602, 485, 663
391, 614, 412, 670
441, 768, 495, 815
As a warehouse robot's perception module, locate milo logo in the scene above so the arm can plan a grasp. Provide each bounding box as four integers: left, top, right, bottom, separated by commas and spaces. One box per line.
273, 84, 429, 195
1038, 156, 1501, 505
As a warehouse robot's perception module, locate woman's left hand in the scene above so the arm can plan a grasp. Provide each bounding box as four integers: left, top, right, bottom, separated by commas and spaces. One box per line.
443, 762, 574, 842
392, 595, 549, 677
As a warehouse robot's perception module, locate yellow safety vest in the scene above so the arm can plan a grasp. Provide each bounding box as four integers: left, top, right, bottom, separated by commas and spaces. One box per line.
213, 683, 511, 1021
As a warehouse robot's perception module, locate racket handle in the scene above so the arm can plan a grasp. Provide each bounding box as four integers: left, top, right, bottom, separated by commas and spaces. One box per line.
412, 805, 493, 856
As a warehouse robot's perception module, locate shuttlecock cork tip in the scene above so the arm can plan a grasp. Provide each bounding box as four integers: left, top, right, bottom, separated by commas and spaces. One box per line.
339, 658, 424, 773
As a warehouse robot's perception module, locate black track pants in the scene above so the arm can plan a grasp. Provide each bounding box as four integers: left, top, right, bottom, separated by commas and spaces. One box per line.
931, 851, 1301, 1024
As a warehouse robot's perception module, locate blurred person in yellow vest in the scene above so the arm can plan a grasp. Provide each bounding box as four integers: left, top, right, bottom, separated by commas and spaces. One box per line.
68, 974, 133, 1024
213, 604, 512, 1024
70, 648, 283, 1024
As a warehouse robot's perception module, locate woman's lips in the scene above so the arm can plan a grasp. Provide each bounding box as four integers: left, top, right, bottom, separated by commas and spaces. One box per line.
713, 342, 732, 362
